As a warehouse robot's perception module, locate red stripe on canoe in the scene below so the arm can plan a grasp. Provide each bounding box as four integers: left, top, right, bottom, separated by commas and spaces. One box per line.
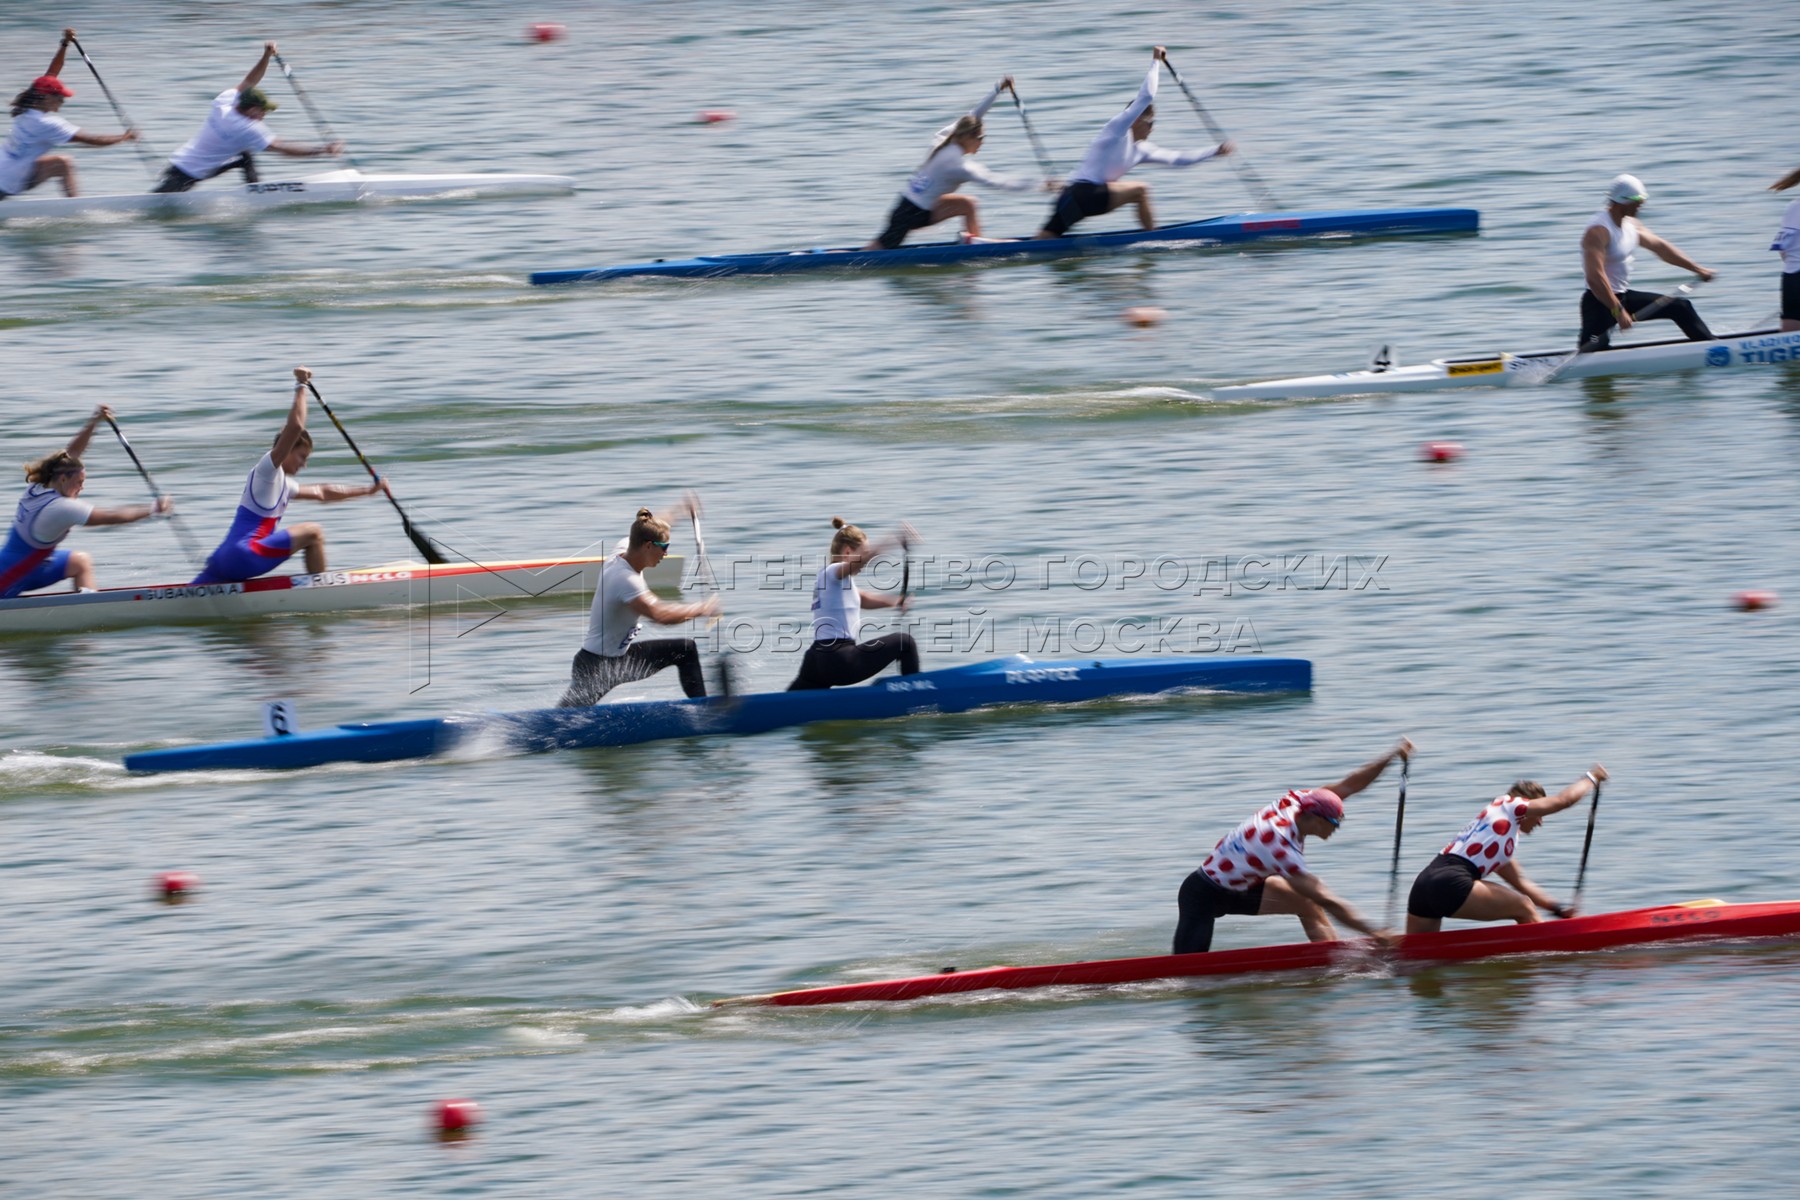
723, 901, 1800, 1007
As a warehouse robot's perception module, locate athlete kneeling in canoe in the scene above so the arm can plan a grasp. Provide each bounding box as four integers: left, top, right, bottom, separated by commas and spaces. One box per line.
2, 406, 170, 597
1173, 739, 1410, 954
787, 516, 919, 690
1406, 764, 1608, 933
1768, 164, 1800, 332
864, 76, 1048, 250
153, 42, 342, 194
560, 506, 721, 706
1, 30, 138, 201
191, 367, 385, 585
1035, 47, 1230, 240
1579, 174, 1714, 351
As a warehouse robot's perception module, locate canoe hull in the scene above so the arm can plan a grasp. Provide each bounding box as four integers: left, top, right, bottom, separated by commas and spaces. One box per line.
1215, 328, 1800, 400
0, 555, 683, 635
529, 207, 1480, 284
0, 170, 574, 222
122, 654, 1312, 773
727, 900, 1800, 1006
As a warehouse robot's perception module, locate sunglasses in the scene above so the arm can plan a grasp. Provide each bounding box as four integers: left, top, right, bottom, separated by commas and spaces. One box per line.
650, 540, 671, 550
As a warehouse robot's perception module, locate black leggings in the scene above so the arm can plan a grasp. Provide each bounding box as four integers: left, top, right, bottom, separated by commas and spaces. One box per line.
1172, 868, 1265, 955
1578, 287, 1713, 350
787, 634, 920, 691
152, 152, 259, 194
558, 639, 705, 706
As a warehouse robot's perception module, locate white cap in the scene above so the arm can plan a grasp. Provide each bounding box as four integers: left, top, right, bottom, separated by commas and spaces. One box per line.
1607, 173, 1648, 204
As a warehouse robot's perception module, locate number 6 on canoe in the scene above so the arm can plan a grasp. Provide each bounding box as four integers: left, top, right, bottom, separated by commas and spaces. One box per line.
302, 379, 446, 564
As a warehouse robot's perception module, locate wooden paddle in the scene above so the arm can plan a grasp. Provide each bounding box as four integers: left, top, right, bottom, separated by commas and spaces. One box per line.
1159, 53, 1281, 211
302, 379, 445, 564
65, 33, 159, 178
272, 50, 361, 172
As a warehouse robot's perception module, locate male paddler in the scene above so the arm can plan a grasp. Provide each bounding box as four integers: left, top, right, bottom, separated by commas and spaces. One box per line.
1035, 47, 1232, 239
153, 41, 343, 194
1173, 738, 1411, 954
190, 367, 386, 585
1578, 173, 1715, 351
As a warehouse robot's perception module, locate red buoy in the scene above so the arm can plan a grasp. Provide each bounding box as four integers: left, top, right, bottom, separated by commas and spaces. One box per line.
1735, 589, 1777, 612
527, 23, 566, 43
698, 109, 736, 124
434, 1098, 482, 1138
1420, 440, 1464, 463
1122, 306, 1167, 328
156, 871, 200, 903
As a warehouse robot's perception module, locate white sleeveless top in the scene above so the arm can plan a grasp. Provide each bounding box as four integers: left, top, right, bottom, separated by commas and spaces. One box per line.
238, 452, 296, 519
809, 561, 861, 640
1443, 796, 1531, 878
10, 483, 92, 549
1587, 208, 1638, 293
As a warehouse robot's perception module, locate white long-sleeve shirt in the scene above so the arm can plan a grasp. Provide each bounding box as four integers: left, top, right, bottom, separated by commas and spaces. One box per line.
900, 82, 1036, 208
1069, 62, 1223, 186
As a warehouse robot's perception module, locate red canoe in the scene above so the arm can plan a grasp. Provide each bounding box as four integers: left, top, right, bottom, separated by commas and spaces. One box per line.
713, 899, 1800, 1008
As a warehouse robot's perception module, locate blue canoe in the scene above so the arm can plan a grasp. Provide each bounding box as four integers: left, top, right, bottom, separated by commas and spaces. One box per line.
528, 207, 1479, 285
122, 654, 1311, 774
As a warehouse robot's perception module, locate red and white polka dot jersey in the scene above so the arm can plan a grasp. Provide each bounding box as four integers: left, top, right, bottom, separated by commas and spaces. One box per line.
1200, 792, 1310, 893
1444, 795, 1530, 877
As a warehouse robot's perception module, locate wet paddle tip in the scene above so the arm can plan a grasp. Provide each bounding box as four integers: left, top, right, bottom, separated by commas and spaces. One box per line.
1419, 440, 1464, 464
1734, 589, 1778, 612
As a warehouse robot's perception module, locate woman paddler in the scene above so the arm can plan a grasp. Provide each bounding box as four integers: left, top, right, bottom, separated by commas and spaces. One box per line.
787, 517, 920, 690
2, 406, 171, 598
1, 29, 138, 201
864, 76, 1049, 249
190, 367, 388, 585
1172, 739, 1411, 954
559, 506, 721, 706
1405, 764, 1608, 933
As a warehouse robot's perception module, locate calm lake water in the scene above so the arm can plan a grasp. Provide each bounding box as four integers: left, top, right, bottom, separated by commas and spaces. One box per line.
4, 1, 1800, 1195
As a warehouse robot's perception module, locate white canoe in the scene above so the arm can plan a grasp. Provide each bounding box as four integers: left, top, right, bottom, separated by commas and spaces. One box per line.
0, 554, 682, 636
0, 169, 574, 222
1214, 327, 1800, 400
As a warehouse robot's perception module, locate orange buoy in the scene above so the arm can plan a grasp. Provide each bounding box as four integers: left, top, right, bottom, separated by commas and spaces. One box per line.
1735, 590, 1777, 612
1420, 440, 1464, 463
156, 870, 200, 903
527, 23, 566, 42
1122, 306, 1166, 328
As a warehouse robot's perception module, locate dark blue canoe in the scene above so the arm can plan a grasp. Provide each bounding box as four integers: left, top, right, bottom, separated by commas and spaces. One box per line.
122, 654, 1312, 773
528, 207, 1479, 285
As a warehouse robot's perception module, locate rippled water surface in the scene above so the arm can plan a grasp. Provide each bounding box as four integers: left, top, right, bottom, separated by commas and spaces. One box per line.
4, 1, 1800, 1195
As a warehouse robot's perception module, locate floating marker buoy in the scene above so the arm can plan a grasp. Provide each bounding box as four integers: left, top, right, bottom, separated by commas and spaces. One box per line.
156, 870, 200, 903
433, 1098, 482, 1138
1735, 590, 1777, 611
698, 109, 736, 124
527, 23, 566, 42
1122, 306, 1166, 328
1420, 440, 1464, 463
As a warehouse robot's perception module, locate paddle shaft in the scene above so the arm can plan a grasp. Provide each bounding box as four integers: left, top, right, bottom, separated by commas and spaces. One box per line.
302, 380, 445, 563
688, 506, 735, 697
1571, 778, 1602, 907
66, 35, 160, 177
1007, 89, 1057, 181
1160, 55, 1281, 211
272, 52, 362, 171
101, 414, 207, 567
1385, 757, 1409, 926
